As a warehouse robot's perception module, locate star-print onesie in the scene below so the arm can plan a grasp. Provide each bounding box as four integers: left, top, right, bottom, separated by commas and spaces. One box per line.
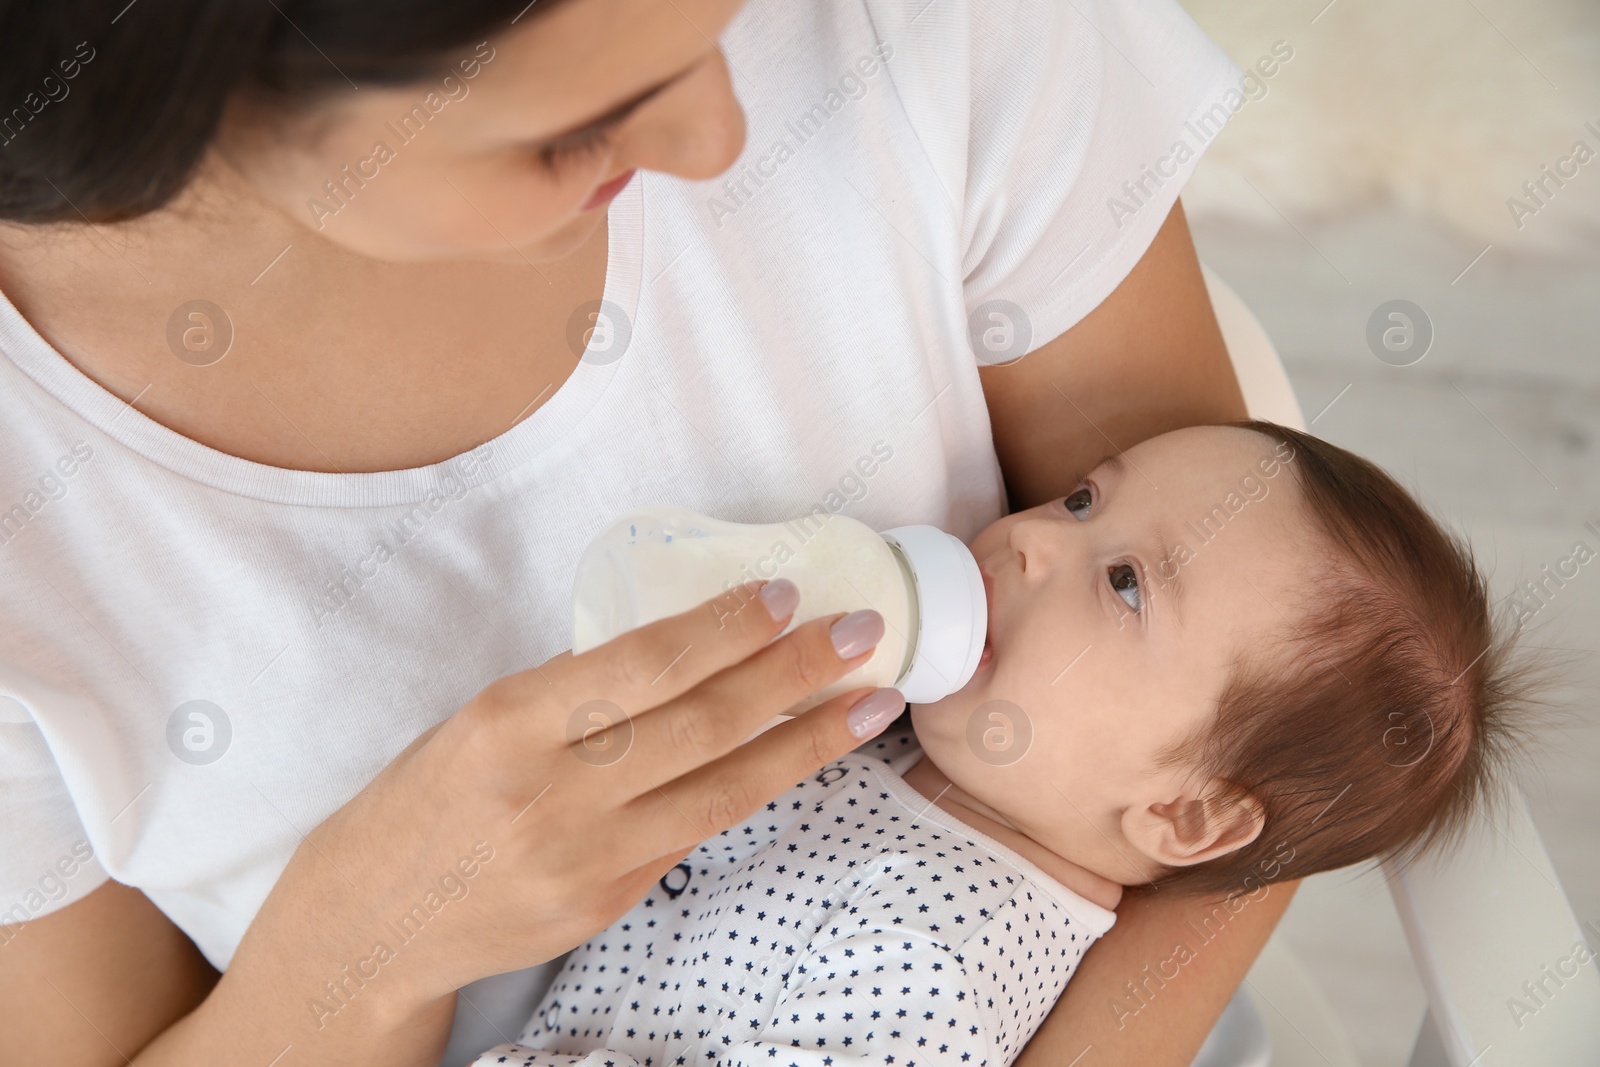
470, 732, 1116, 1067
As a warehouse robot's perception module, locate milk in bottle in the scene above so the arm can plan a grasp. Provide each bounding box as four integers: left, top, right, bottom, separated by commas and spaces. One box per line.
571, 505, 986, 713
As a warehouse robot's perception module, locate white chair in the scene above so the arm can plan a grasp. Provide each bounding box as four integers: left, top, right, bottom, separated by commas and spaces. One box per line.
1196, 265, 1600, 1067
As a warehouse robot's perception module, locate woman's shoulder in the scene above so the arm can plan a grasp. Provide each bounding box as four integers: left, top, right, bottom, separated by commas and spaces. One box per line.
720, 0, 1237, 119
710, 0, 1241, 342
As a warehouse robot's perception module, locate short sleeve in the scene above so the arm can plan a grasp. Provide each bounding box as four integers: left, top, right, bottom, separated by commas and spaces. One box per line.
871, 0, 1242, 357
0, 712, 108, 925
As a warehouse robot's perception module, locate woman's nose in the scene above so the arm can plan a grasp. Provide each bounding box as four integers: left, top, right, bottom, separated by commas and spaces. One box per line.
618, 52, 747, 181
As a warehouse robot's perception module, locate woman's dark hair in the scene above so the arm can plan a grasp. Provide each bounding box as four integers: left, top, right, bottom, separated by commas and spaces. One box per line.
0, 0, 564, 223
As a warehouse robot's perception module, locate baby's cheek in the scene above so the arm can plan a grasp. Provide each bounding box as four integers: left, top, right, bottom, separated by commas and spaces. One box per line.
966, 522, 1008, 562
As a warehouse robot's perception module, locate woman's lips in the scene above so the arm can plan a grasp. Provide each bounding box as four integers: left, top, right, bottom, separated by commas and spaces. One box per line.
583, 168, 637, 211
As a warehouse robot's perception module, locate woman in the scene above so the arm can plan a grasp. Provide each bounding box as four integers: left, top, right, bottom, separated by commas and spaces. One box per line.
0, 0, 1295, 1063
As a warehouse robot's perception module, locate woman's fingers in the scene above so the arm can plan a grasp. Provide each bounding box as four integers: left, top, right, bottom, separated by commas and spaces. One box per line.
623, 686, 906, 856
495, 579, 797, 719
577, 608, 886, 795
459, 579, 893, 896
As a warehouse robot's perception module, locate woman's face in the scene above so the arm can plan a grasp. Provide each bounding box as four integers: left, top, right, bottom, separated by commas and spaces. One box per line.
221, 0, 748, 262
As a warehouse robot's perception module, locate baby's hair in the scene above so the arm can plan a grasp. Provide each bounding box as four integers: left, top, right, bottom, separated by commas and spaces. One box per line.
1150, 420, 1545, 900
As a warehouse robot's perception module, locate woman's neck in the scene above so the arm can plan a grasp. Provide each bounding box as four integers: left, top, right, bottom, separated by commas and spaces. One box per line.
899, 755, 1124, 911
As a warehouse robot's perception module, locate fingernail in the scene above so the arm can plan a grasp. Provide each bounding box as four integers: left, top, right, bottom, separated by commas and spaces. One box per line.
830, 609, 884, 660
760, 579, 799, 622
848, 688, 905, 738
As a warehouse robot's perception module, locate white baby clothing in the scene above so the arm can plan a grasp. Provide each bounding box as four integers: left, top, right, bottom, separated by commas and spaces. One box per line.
470, 734, 1116, 1067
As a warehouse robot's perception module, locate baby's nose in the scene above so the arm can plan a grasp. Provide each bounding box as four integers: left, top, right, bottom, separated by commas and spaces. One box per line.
1007, 517, 1066, 576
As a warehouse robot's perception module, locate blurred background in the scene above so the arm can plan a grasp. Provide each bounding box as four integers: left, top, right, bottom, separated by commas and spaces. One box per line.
1176, 0, 1598, 1063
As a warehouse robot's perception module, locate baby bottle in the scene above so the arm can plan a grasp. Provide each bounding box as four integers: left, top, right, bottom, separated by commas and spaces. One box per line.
571, 505, 987, 712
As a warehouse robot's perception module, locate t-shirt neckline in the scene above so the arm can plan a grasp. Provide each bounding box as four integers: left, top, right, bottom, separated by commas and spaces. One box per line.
0, 174, 645, 509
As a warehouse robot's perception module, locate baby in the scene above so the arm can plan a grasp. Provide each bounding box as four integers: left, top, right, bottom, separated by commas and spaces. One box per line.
474, 420, 1523, 1067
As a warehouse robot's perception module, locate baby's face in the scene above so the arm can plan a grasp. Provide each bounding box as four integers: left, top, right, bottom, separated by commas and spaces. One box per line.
912, 425, 1316, 882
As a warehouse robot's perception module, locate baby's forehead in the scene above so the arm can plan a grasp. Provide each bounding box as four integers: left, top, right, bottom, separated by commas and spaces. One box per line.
1124, 431, 1300, 522
1128, 424, 1286, 475
1137, 436, 1321, 611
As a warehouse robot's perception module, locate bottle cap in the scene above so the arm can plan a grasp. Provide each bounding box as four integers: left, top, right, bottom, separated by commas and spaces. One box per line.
877, 525, 988, 704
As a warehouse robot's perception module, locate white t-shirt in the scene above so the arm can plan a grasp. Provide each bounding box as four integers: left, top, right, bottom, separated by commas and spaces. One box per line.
471, 735, 1117, 1067
0, 0, 1237, 1059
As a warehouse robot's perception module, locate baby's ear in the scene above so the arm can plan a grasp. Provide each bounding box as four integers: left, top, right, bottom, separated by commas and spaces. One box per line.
1122, 782, 1265, 869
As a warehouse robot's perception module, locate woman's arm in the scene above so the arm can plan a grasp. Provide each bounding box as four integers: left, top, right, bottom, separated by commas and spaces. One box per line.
978, 200, 1246, 513
0, 587, 902, 1066
0, 881, 220, 1063
981, 199, 1304, 1066
1024, 883, 1297, 1065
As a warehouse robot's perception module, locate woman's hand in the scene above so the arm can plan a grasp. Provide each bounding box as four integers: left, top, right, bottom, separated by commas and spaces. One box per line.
152, 578, 900, 1066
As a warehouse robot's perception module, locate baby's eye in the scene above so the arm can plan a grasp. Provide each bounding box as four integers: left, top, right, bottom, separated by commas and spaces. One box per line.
1063, 487, 1092, 520
1109, 564, 1142, 613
